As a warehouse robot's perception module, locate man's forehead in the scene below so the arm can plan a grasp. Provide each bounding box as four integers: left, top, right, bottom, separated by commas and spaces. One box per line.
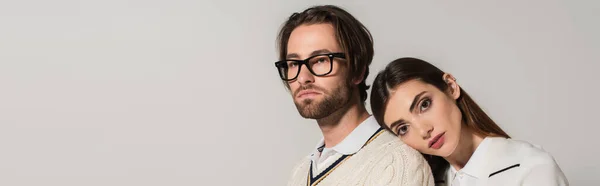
286, 24, 339, 58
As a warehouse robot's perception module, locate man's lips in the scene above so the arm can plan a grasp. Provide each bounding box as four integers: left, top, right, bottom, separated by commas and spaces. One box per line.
296, 90, 320, 98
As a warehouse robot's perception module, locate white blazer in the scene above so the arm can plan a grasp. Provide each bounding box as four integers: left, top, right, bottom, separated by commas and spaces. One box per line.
443, 137, 568, 186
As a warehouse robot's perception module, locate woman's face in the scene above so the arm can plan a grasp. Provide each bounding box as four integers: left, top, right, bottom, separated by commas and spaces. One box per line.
382, 76, 463, 157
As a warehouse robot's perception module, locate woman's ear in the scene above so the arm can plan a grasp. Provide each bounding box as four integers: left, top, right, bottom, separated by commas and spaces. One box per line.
442, 73, 461, 100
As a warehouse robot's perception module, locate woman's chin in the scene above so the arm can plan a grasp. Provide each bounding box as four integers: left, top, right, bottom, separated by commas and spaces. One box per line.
441, 142, 459, 157
428, 143, 457, 157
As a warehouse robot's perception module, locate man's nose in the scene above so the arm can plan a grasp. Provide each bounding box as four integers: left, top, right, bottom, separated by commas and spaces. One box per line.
296, 64, 315, 85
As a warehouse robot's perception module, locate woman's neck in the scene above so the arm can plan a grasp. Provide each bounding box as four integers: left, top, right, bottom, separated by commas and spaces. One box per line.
444, 127, 485, 170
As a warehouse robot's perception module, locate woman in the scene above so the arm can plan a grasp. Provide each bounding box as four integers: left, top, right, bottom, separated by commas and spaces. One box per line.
370, 57, 568, 186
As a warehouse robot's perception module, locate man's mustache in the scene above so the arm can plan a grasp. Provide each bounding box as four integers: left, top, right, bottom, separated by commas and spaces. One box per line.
294, 84, 327, 97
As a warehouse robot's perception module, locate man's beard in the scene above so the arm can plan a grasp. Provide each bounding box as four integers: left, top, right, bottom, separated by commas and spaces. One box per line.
293, 82, 351, 119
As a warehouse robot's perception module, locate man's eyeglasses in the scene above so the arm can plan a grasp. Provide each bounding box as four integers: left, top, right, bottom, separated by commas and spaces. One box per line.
275, 53, 346, 81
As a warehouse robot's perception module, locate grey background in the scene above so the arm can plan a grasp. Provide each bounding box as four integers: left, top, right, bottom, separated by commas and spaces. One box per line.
0, 0, 598, 185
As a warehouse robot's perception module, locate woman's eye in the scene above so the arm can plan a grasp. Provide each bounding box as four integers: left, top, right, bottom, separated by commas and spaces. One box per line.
420, 98, 431, 111
397, 125, 409, 136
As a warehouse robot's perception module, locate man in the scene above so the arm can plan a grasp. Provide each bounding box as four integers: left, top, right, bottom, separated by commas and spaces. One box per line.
274, 5, 434, 186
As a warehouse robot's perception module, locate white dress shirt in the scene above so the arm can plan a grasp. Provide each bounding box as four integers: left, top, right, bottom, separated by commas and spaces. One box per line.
309, 116, 380, 175
445, 137, 568, 186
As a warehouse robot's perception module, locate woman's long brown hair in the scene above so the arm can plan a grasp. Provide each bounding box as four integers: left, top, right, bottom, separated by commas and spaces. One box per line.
370, 57, 510, 184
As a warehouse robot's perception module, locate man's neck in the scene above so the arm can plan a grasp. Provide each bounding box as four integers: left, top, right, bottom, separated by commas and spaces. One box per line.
316, 101, 370, 148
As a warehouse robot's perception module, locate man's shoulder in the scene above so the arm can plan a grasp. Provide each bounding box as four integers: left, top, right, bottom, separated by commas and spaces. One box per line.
348, 131, 434, 185
285, 156, 311, 186
368, 130, 423, 154
289, 155, 311, 173
358, 130, 428, 165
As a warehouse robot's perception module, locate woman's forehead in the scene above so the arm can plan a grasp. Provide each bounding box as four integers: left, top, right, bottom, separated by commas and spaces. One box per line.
389, 80, 436, 98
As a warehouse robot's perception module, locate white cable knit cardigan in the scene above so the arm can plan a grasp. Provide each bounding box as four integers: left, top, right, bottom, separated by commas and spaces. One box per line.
287, 131, 435, 186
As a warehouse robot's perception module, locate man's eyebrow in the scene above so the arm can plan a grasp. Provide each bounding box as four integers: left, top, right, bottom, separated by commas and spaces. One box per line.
309, 49, 331, 57
286, 53, 300, 59
285, 49, 332, 59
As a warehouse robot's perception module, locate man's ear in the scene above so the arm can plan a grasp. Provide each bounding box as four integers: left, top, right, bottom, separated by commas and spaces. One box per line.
352, 67, 366, 85
442, 73, 460, 100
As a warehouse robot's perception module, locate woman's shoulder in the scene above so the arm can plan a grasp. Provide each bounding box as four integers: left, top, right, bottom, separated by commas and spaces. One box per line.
485, 137, 568, 184
488, 137, 560, 167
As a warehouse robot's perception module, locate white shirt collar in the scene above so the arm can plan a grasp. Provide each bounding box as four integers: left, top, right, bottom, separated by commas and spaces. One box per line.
311, 116, 381, 156
450, 136, 493, 179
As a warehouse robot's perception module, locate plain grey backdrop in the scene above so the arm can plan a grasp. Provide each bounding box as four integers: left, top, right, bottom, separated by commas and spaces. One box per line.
0, 0, 598, 185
